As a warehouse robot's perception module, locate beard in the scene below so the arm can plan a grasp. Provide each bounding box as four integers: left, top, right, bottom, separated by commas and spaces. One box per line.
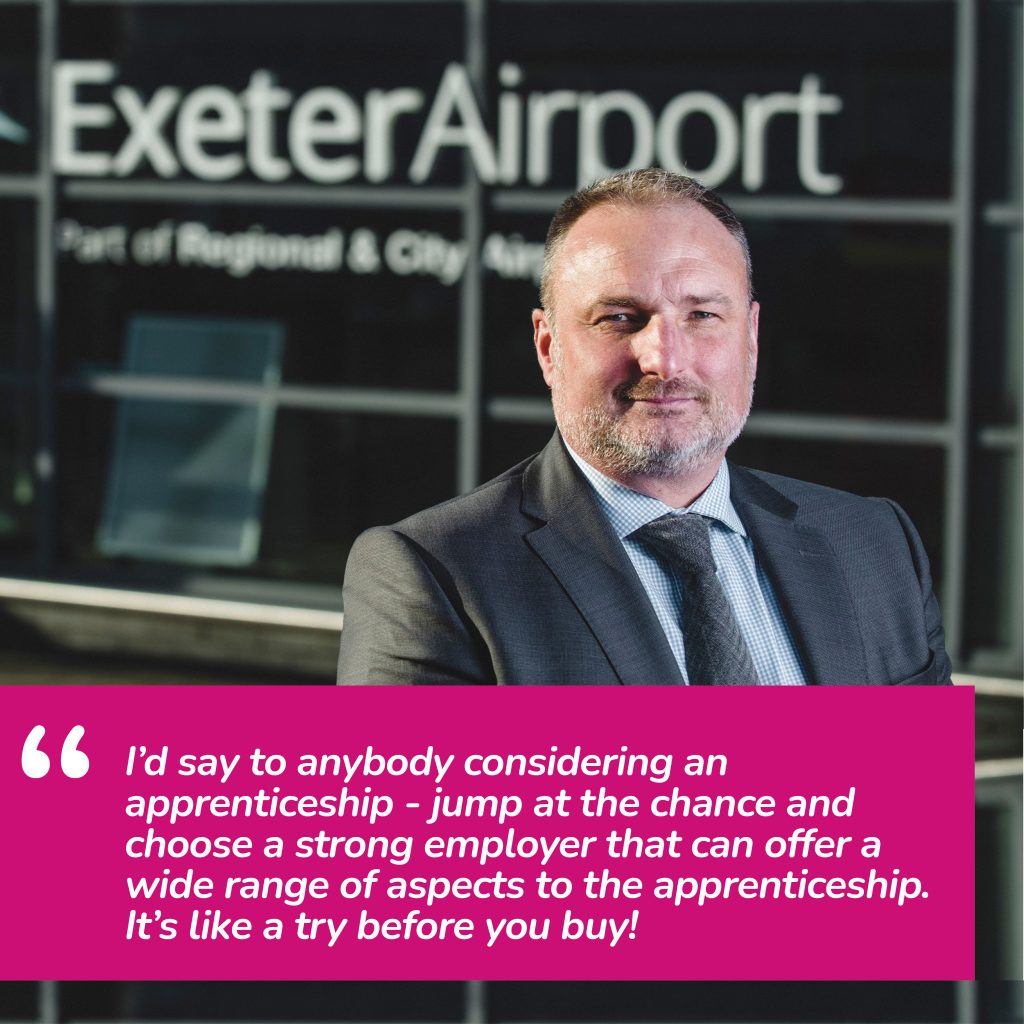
553, 362, 754, 481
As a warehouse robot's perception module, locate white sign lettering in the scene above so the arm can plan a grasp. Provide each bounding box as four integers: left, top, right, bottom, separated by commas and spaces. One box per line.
53, 62, 843, 193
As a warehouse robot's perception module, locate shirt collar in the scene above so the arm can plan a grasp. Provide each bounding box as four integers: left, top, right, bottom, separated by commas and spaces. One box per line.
564, 442, 747, 541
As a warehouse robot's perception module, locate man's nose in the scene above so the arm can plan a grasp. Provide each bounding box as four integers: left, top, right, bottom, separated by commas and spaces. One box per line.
633, 318, 691, 379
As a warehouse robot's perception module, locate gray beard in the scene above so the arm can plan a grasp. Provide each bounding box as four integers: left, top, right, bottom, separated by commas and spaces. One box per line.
555, 377, 752, 481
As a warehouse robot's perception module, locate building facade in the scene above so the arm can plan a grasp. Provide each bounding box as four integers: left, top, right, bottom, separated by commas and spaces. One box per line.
0, 0, 1020, 1018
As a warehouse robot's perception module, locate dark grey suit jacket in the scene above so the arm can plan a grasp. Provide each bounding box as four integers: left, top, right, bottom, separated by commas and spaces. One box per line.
337, 434, 952, 686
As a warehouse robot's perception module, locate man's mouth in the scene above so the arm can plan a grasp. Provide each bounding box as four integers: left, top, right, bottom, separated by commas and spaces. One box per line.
616, 379, 709, 405
633, 395, 695, 404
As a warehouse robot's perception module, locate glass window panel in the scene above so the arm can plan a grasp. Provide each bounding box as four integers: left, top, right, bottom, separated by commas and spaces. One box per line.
976, 978, 1024, 1022
489, 981, 958, 1022
481, 419, 554, 482
0, 200, 36, 374
120, 981, 466, 1021
964, 448, 1023, 676
0, 385, 35, 570
747, 222, 949, 420
974, 978, 1024, 1024
60, 4, 466, 186
57, 394, 456, 589
95, 317, 283, 567
975, 781, 1024, 984
0, 982, 38, 1020
55, 204, 462, 391
43, 983, 129, 1021
491, 2, 955, 198
978, 0, 1023, 204
974, 227, 1022, 426
482, 211, 549, 398
98, 399, 277, 567
0, 6, 37, 177
260, 409, 457, 586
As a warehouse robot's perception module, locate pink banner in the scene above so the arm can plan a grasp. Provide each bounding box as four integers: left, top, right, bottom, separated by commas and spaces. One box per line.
1, 685, 972, 980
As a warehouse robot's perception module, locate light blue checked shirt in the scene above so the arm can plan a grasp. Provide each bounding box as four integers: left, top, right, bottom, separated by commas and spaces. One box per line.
567, 447, 808, 686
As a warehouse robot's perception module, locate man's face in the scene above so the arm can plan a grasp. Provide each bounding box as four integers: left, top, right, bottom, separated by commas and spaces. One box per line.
533, 201, 759, 488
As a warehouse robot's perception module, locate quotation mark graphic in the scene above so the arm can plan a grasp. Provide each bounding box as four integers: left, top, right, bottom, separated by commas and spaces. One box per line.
21, 725, 90, 779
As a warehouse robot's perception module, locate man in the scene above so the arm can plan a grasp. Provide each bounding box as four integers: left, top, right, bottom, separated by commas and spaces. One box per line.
337, 168, 951, 686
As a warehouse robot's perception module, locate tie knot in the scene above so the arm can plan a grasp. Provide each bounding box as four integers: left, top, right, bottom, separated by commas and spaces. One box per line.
631, 513, 716, 576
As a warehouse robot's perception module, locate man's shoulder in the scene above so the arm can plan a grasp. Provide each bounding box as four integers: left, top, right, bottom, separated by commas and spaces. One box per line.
728, 462, 925, 561
729, 462, 894, 516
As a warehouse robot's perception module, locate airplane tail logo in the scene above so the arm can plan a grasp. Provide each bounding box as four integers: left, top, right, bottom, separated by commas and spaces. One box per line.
0, 109, 28, 144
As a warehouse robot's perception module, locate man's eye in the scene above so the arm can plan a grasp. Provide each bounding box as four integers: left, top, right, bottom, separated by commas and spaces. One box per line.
598, 313, 644, 328
690, 310, 716, 321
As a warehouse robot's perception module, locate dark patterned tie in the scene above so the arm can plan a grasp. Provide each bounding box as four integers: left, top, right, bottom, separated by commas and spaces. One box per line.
631, 513, 760, 686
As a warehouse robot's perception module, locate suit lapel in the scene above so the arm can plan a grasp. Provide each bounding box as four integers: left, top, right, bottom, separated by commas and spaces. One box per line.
729, 464, 869, 686
522, 436, 684, 687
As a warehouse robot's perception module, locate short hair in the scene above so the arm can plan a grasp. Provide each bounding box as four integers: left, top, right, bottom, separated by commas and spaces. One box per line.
539, 168, 753, 313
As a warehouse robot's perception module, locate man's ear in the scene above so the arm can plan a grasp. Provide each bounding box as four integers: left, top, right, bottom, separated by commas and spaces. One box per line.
749, 300, 760, 373
533, 308, 556, 390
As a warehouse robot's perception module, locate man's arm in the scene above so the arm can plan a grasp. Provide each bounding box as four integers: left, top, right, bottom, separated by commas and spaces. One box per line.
878, 498, 953, 685
336, 527, 494, 685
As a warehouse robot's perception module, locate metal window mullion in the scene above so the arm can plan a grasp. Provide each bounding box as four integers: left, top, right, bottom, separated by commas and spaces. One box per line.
465, 979, 487, 1024
62, 179, 470, 209
982, 201, 1024, 227
455, 0, 487, 496
34, 0, 56, 576
0, 174, 43, 197
457, 175, 484, 493
954, 982, 978, 1024
68, 0, 450, 4
38, 981, 58, 1023
59, 373, 467, 416
491, 190, 959, 223
458, 3, 489, 1018
499, 0, 957, 4
941, 0, 979, 664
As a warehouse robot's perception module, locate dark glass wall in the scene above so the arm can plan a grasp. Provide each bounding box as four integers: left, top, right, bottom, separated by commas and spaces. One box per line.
1, 0, 1015, 677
